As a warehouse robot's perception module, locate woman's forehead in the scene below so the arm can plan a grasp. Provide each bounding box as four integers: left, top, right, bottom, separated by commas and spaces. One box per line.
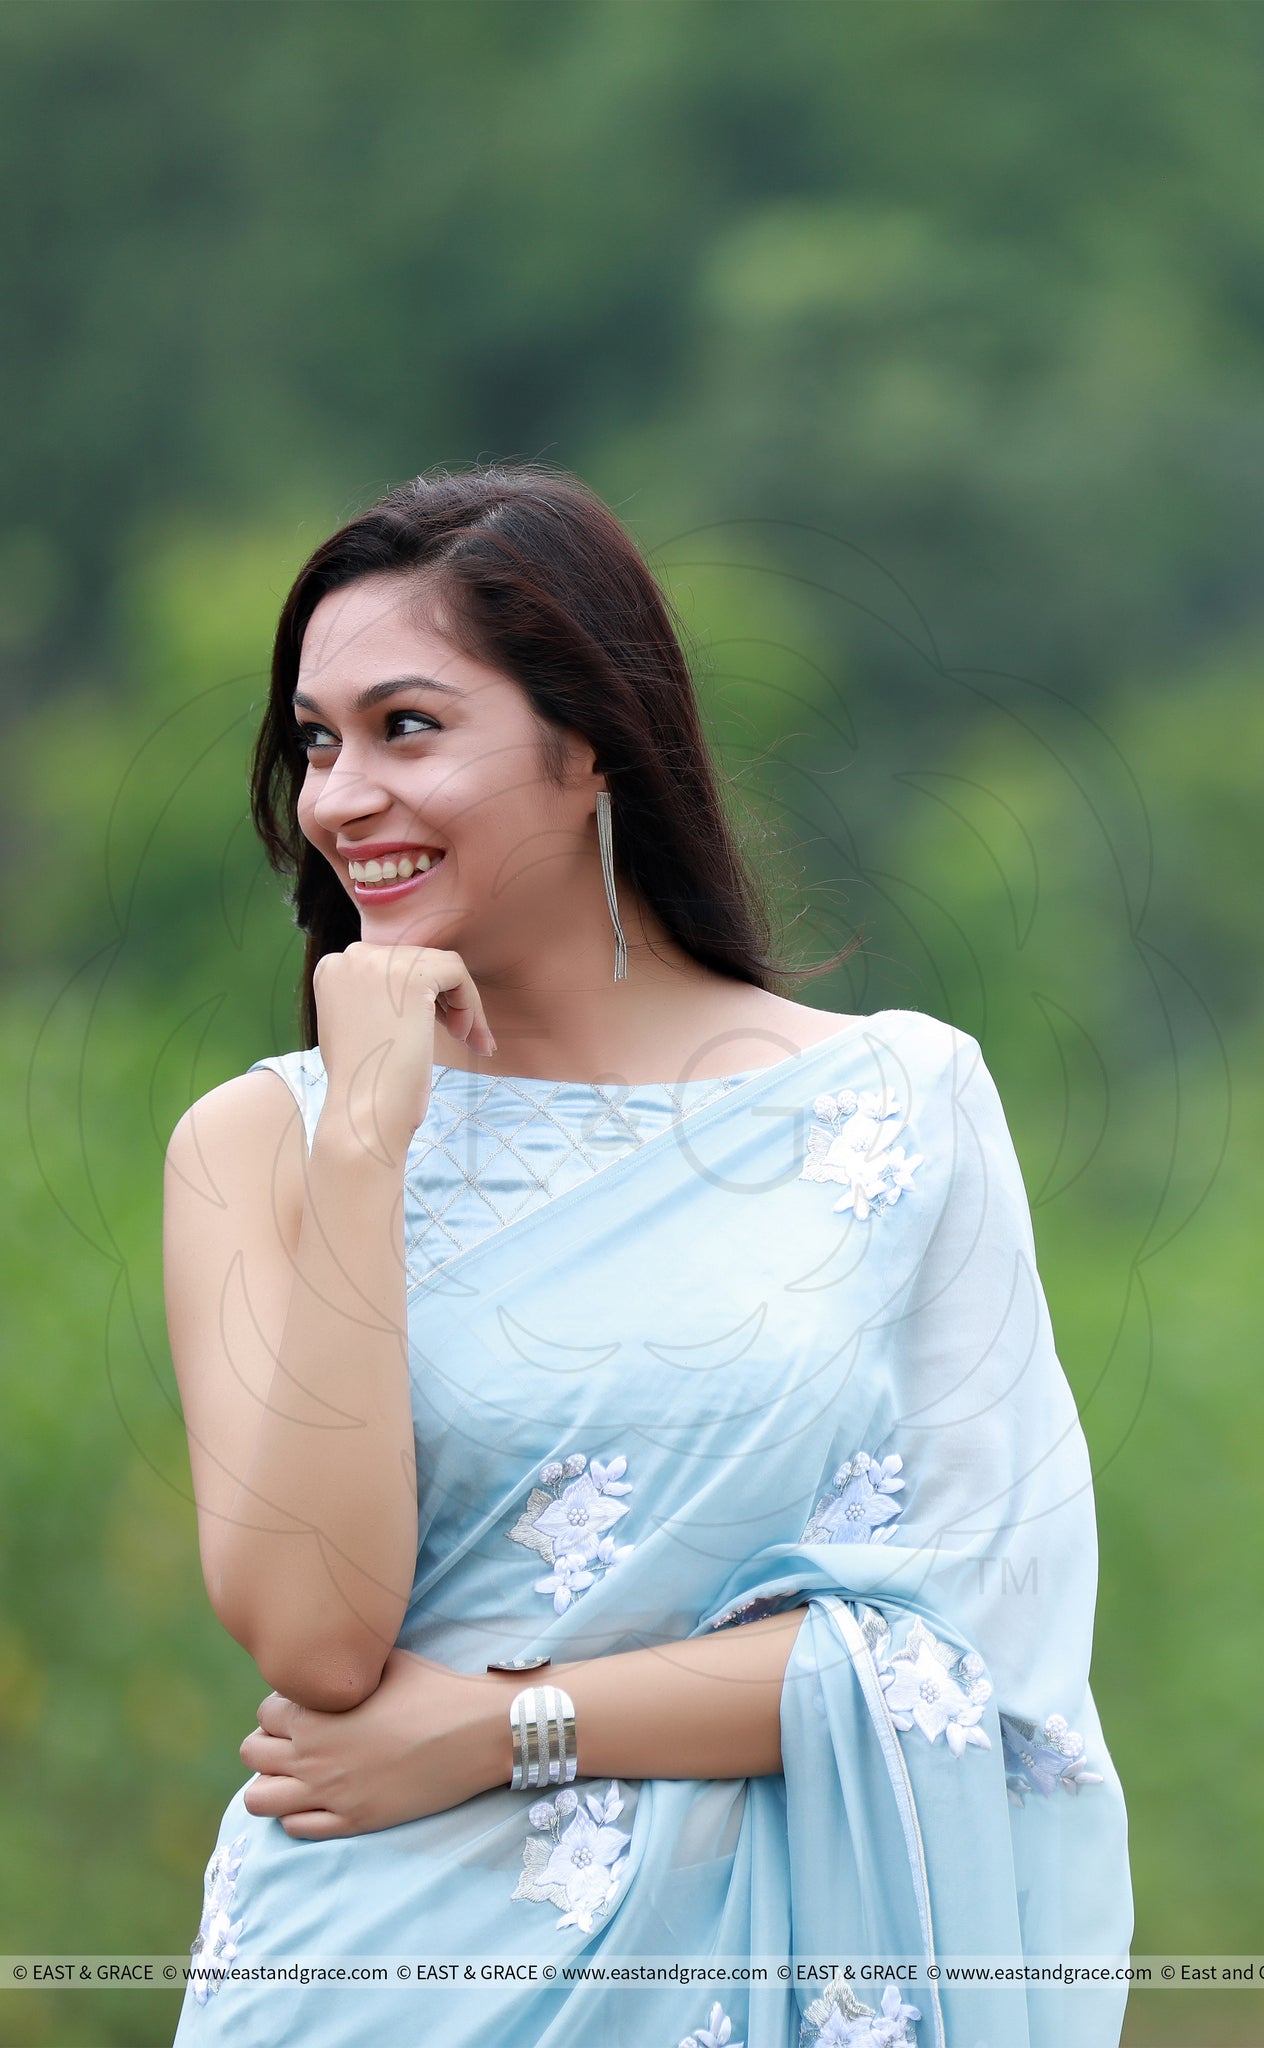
297, 582, 518, 708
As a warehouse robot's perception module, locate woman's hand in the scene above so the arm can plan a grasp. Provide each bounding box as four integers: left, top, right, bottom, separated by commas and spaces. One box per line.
239, 1647, 512, 1839
314, 941, 496, 1160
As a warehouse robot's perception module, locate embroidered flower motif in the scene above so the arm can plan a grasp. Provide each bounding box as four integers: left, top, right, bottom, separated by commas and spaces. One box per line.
681, 2000, 745, 2048
508, 1453, 636, 1612
999, 1710, 1105, 1806
800, 1972, 921, 2045
800, 1088, 923, 1219
189, 1832, 249, 2003
871, 1614, 993, 1758
803, 1450, 906, 1546
531, 1550, 597, 1611
512, 1779, 631, 1931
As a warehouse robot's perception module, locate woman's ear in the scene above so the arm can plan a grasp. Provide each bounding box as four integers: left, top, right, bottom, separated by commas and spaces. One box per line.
586, 749, 608, 797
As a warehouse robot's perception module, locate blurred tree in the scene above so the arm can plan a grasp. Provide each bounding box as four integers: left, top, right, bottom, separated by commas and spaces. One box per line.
0, 5, 1258, 2042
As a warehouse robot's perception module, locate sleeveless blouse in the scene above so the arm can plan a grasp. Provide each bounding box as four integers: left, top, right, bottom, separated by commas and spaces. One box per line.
246, 1048, 773, 1286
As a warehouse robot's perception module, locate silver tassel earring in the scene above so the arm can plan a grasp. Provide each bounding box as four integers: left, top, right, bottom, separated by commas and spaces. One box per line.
595, 789, 628, 981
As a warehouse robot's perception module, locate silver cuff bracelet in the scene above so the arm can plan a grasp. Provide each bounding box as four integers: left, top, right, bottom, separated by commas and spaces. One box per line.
508, 1683, 578, 1790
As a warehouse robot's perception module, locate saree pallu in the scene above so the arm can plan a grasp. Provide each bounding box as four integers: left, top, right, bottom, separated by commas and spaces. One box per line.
173, 1009, 1132, 2048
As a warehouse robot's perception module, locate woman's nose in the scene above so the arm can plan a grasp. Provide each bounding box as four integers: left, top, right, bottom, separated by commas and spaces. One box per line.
310, 754, 394, 829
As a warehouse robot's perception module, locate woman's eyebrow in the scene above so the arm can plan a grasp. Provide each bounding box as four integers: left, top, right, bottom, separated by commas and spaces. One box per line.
292, 675, 463, 714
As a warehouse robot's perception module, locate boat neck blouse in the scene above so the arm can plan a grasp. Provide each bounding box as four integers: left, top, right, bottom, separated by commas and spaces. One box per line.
247, 1039, 830, 1288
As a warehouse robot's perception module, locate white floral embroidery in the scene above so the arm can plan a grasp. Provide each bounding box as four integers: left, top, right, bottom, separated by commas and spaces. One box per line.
800, 1972, 921, 2045
709, 1453, 908, 1631
869, 1613, 993, 1758
1000, 1710, 1105, 1806
507, 1452, 635, 1612
189, 1832, 249, 2003
800, 1088, 923, 1219
512, 1780, 631, 1931
681, 2000, 745, 2047
803, 1451, 906, 1545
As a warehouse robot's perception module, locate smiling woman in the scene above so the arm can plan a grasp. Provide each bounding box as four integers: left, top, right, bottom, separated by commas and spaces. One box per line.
278, 568, 655, 987
248, 464, 863, 1065
165, 461, 1131, 2048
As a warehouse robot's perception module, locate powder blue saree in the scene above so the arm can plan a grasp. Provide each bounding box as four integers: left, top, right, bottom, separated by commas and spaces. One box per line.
173, 1008, 1132, 2048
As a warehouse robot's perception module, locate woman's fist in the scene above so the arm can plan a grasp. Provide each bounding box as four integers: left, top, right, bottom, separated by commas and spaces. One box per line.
312, 942, 494, 1160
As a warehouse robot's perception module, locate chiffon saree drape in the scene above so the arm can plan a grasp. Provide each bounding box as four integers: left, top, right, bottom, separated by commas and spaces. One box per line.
173, 1009, 1132, 2048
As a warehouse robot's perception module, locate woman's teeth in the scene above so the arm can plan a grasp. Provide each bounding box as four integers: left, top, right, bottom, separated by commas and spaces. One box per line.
348, 852, 443, 884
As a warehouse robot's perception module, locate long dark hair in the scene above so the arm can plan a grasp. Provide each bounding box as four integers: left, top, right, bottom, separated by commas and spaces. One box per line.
250, 461, 861, 1048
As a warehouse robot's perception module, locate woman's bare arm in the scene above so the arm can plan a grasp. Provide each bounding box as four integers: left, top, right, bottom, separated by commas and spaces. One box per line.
164, 1071, 418, 1712
239, 1606, 812, 1838
499, 1606, 809, 1780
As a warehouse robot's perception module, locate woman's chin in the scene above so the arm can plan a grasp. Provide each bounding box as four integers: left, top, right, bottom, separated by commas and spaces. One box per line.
355, 900, 467, 954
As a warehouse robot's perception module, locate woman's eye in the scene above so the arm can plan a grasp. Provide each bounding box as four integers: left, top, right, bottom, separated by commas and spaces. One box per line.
294, 711, 439, 753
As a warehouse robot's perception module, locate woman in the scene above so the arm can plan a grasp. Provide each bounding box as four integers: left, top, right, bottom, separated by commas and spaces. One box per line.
165, 464, 1132, 2048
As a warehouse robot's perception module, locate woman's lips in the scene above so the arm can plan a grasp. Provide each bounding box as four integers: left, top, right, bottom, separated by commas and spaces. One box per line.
350, 852, 447, 902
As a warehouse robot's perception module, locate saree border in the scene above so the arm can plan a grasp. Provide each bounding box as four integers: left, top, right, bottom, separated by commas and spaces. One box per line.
816, 1592, 948, 2048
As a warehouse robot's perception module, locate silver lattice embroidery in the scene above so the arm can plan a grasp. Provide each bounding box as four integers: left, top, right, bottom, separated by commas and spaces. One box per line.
406, 1068, 750, 1285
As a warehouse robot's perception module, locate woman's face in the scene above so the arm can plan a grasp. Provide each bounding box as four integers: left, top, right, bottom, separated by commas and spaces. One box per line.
293, 572, 600, 969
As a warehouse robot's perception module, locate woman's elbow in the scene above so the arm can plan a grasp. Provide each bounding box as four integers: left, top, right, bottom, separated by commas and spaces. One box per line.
250, 1641, 387, 1713
209, 1592, 387, 1710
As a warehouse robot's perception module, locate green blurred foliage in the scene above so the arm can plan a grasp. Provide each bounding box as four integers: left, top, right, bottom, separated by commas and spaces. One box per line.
0, 4, 1259, 2044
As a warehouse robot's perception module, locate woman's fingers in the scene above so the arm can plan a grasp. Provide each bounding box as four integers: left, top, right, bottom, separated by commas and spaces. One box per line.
242, 1772, 313, 1818
241, 1766, 354, 1838
240, 1728, 296, 1774
315, 942, 497, 1151
433, 953, 495, 1050
278, 1809, 353, 1841
256, 1693, 295, 1735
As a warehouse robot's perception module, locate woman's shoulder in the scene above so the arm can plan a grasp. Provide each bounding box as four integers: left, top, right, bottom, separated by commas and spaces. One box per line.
788, 1006, 993, 1124
870, 1006, 989, 1088
167, 1048, 324, 1156
782, 1003, 979, 1063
